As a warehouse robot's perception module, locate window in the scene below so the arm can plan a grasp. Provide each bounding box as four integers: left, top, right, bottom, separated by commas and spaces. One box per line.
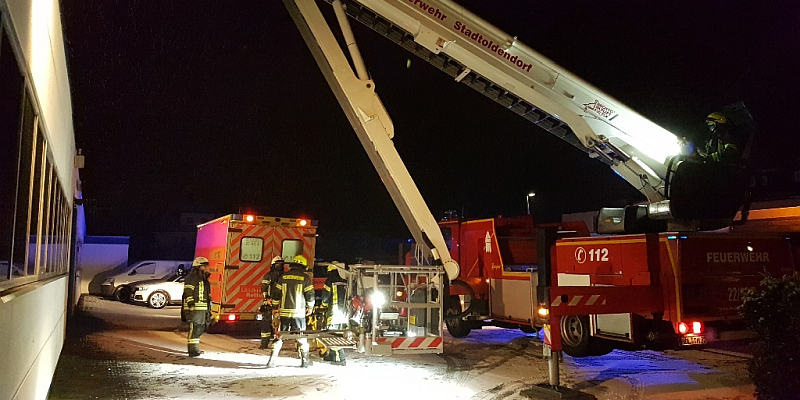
240, 237, 263, 262
133, 262, 156, 275
441, 227, 453, 251
27, 131, 45, 275
0, 22, 73, 288
12, 94, 35, 278
281, 239, 303, 260
0, 28, 24, 281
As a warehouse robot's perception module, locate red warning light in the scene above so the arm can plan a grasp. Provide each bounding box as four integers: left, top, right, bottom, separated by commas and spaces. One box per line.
245, 215, 254, 223
678, 322, 688, 335
299, 219, 308, 226
228, 314, 237, 321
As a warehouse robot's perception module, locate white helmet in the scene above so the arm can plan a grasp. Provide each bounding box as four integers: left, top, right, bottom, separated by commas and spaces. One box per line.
192, 257, 209, 267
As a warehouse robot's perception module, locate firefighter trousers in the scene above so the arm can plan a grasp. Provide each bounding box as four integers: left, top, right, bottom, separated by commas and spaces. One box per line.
259, 310, 276, 348
187, 310, 209, 356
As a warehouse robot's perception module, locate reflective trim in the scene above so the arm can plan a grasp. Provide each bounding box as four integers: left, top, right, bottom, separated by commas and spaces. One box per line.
188, 339, 200, 344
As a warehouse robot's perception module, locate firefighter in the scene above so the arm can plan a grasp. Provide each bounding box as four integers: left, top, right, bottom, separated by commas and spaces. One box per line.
267, 255, 315, 368
182, 256, 212, 357
321, 261, 347, 330
259, 256, 285, 349
701, 112, 738, 162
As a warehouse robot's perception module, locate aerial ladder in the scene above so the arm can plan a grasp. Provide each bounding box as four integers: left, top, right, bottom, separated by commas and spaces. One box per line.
282, 0, 753, 392
285, 0, 752, 236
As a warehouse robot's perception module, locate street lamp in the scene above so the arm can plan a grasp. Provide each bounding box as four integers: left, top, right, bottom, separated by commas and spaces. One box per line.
526, 192, 536, 215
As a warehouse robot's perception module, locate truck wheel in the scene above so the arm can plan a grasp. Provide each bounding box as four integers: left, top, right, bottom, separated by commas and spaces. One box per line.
114, 286, 131, 302
560, 315, 590, 357
147, 291, 170, 309
520, 325, 538, 334
445, 296, 471, 338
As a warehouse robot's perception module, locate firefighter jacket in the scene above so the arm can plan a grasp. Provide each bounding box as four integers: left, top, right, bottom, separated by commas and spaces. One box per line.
183, 267, 211, 311
272, 264, 315, 318
261, 263, 284, 308
322, 270, 347, 309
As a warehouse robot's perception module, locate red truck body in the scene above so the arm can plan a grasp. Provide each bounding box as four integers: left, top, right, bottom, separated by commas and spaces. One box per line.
434, 215, 798, 354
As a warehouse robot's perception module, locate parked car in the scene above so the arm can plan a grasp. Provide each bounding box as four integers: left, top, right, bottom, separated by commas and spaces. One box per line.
130, 273, 185, 309
101, 260, 191, 301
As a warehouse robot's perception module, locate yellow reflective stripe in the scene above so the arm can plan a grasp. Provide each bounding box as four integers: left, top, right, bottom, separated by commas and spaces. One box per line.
193, 306, 208, 311
188, 339, 200, 344
261, 280, 269, 284
260, 333, 270, 337
184, 284, 195, 289
324, 285, 331, 292
303, 286, 314, 293
283, 275, 305, 281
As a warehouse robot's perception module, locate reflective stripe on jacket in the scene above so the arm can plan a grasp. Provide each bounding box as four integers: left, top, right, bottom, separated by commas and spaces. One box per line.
272, 264, 314, 318
183, 267, 211, 311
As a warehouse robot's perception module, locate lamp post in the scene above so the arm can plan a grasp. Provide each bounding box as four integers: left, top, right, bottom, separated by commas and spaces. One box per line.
526, 192, 536, 215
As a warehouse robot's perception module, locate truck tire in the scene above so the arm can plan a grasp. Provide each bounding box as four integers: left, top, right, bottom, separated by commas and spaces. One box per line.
445, 296, 471, 338
560, 315, 591, 357
559, 315, 613, 357
520, 325, 538, 334
147, 291, 170, 309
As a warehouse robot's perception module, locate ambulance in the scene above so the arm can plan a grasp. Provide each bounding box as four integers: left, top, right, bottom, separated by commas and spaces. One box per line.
194, 214, 317, 324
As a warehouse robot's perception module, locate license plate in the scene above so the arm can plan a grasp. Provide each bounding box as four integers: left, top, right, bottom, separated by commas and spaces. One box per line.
680, 335, 707, 346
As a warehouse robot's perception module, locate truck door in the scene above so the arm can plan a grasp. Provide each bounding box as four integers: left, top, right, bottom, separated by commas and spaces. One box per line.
223, 224, 270, 315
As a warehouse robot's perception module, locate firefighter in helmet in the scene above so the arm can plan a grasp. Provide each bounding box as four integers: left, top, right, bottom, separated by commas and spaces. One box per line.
267, 254, 315, 367
182, 256, 212, 357
321, 261, 348, 330
701, 112, 738, 162
259, 256, 285, 349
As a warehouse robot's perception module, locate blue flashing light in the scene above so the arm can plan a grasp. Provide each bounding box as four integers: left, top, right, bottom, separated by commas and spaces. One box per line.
667, 235, 677, 240
680, 235, 688, 239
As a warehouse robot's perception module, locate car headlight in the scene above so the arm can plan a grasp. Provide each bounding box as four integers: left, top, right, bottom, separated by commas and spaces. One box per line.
136, 286, 148, 291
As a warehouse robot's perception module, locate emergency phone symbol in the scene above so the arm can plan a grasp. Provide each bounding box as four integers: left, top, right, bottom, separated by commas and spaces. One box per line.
485, 232, 492, 253
575, 247, 587, 264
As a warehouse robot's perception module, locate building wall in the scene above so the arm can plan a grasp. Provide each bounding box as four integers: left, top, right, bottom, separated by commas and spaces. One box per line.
0, 0, 77, 399
0, 277, 67, 400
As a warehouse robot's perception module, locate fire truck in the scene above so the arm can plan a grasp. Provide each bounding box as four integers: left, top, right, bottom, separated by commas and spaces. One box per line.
194, 214, 317, 324
280, 0, 796, 361
430, 215, 797, 356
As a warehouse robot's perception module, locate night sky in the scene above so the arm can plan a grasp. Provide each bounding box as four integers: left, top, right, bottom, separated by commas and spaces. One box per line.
60, 1, 800, 261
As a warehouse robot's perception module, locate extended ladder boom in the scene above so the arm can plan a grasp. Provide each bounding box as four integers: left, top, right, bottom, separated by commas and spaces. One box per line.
283, 0, 460, 279
326, 0, 682, 204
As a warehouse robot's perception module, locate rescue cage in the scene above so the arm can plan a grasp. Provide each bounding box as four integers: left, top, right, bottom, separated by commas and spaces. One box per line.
348, 264, 445, 354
